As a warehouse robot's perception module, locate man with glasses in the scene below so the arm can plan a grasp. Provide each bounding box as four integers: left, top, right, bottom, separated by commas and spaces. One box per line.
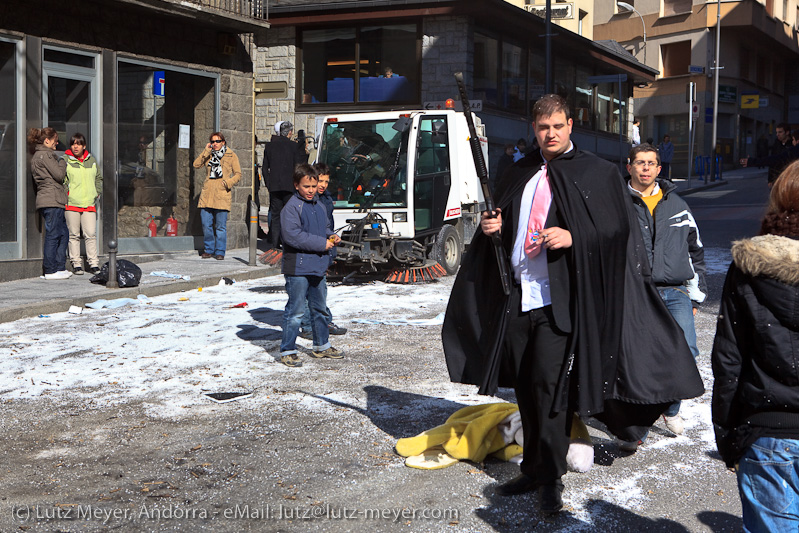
622, 143, 706, 450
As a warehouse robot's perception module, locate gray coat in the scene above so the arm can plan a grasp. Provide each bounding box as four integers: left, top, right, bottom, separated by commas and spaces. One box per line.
32, 144, 67, 209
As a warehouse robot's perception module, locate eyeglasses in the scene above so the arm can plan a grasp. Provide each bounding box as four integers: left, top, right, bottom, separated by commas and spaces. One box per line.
210, 139, 224, 144
632, 160, 659, 168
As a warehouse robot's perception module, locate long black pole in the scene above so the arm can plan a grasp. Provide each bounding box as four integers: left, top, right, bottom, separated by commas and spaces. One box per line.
454, 72, 511, 296
545, 0, 552, 93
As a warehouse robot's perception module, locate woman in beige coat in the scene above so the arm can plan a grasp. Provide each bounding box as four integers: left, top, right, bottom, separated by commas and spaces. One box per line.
193, 132, 241, 259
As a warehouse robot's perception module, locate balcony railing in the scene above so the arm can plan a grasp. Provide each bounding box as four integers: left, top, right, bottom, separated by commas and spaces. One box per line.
176, 0, 268, 20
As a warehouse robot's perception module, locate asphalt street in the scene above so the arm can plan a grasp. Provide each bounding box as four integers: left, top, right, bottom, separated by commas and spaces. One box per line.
0, 169, 770, 532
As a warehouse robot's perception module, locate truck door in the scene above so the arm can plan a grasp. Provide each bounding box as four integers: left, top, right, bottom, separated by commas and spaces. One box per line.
413, 116, 450, 234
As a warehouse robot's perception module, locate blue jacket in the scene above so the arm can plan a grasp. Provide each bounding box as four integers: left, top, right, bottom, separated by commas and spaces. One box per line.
280, 192, 333, 276
318, 190, 336, 265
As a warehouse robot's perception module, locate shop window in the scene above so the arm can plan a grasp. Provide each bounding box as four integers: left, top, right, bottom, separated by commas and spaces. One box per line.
596, 81, 626, 135
501, 42, 525, 113
773, 61, 784, 95
574, 66, 594, 129
0, 42, 16, 245
301, 24, 417, 105
474, 33, 498, 106
756, 55, 769, 88
739, 47, 750, 81
117, 62, 216, 238
527, 47, 545, 115
661, 40, 691, 77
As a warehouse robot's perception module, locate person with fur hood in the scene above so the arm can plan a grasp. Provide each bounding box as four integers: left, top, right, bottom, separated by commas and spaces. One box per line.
712, 159, 799, 533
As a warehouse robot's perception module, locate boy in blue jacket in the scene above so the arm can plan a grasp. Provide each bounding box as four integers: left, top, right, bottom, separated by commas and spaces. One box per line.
299, 163, 347, 338
279, 163, 343, 367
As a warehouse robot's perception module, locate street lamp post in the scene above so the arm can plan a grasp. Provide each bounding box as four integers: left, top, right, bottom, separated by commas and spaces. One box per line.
710, 0, 722, 182
617, 1, 647, 65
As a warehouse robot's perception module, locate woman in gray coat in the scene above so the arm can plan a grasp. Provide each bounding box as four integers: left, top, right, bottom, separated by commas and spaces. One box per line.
28, 127, 70, 279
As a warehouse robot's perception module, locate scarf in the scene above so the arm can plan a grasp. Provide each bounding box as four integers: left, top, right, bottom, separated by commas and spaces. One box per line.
209, 145, 226, 179
65, 149, 90, 163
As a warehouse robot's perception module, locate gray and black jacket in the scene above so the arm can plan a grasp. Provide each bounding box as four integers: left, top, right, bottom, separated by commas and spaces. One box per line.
627, 178, 706, 306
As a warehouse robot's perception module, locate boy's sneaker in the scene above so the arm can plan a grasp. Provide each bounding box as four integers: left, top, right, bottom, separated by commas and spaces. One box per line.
618, 439, 642, 454
311, 347, 344, 359
44, 271, 72, 280
280, 354, 302, 367
328, 323, 347, 335
663, 414, 685, 435
72, 266, 84, 275
89, 266, 101, 275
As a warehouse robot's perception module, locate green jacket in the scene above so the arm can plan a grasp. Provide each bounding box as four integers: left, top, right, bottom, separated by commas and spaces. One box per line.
64, 151, 102, 208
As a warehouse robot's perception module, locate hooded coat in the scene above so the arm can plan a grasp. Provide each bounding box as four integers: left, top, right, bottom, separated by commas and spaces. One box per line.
712, 235, 799, 467
443, 147, 704, 439
32, 144, 67, 209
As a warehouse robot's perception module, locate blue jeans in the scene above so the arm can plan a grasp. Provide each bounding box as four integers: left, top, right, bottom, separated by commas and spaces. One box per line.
200, 208, 228, 256
281, 275, 331, 356
300, 278, 332, 331
40, 207, 68, 274
658, 287, 698, 417
738, 437, 799, 533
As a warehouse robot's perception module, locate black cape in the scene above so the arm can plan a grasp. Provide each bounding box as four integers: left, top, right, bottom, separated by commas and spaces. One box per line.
442, 147, 705, 439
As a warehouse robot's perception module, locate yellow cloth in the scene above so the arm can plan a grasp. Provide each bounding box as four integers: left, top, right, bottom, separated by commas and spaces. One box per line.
641, 188, 663, 216
396, 403, 519, 463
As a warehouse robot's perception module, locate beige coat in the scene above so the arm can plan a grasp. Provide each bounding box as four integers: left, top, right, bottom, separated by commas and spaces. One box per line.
194, 147, 242, 211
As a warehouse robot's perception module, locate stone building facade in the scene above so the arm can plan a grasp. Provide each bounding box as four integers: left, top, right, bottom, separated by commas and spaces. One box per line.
0, 0, 266, 282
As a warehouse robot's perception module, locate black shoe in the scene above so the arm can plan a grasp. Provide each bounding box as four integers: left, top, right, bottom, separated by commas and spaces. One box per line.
89, 266, 101, 275
298, 330, 312, 340
495, 473, 537, 496
328, 323, 347, 335
539, 484, 564, 514
73, 267, 84, 275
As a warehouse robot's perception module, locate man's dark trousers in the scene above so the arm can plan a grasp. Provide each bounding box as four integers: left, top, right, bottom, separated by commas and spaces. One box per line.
269, 191, 294, 249
505, 287, 571, 488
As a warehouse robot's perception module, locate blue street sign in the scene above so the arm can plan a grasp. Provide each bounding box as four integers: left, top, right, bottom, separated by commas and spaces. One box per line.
153, 71, 165, 97
705, 107, 713, 124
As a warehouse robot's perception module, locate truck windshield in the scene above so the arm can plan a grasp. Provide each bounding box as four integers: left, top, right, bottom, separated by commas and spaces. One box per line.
318, 119, 409, 209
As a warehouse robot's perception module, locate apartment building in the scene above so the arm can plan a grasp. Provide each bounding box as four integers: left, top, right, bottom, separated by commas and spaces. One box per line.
595, 0, 799, 175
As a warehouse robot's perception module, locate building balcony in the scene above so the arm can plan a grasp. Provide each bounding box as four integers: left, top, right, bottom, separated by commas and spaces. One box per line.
116, 0, 270, 32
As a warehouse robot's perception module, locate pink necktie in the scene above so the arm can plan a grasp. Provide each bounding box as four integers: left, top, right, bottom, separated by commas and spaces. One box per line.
524, 165, 551, 258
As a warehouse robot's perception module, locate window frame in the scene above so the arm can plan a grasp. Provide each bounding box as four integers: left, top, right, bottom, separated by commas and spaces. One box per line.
296, 20, 422, 110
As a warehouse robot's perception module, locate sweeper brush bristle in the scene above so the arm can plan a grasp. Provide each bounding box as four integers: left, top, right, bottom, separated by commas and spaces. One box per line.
384, 263, 447, 284
257, 249, 283, 266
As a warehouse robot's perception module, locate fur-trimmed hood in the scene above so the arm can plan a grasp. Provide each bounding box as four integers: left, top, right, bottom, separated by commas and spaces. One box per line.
731, 235, 799, 286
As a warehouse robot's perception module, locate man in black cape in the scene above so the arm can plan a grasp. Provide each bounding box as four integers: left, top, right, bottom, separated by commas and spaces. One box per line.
442, 95, 704, 513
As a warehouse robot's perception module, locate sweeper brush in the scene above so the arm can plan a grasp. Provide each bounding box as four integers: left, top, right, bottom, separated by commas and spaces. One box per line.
258, 249, 283, 266
384, 262, 447, 284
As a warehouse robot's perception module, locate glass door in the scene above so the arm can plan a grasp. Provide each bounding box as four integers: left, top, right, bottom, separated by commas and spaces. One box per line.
42, 48, 99, 155
0, 39, 19, 259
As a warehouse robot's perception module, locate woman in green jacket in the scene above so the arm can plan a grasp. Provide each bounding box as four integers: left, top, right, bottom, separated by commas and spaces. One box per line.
63, 132, 103, 275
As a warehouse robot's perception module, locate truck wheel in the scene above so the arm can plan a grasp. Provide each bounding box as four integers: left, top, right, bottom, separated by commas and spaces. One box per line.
434, 224, 462, 276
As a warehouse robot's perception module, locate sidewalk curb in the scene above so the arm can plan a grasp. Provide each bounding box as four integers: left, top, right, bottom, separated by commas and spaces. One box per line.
677, 179, 728, 195
0, 265, 281, 324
